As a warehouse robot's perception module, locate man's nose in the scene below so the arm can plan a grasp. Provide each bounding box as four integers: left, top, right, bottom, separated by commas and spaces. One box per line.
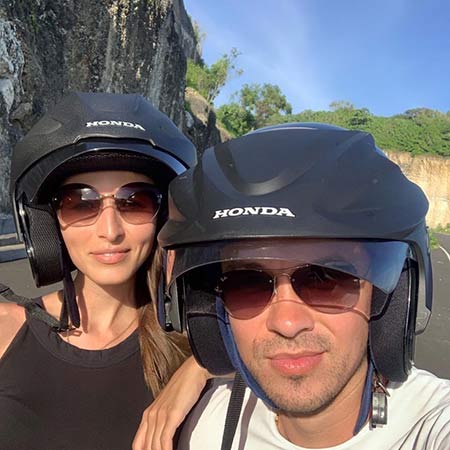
265, 276, 315, 338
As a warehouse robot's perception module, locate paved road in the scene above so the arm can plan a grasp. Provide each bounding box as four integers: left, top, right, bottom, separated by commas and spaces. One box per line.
414, 233, 450, 378
1, 236, 449, 378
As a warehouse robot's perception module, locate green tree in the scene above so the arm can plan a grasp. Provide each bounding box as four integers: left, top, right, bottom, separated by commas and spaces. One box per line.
403, 108, 442, 119
238, 83, 292, 128
216, 103, 256, 136
349, 108, 372, 126
186, 48, 242, 103
329, 100, 354, 111
217, 83, 292, 135
192, 20, 206, 54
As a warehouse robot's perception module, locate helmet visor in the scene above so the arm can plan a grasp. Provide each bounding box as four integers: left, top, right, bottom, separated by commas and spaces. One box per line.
167, 238, 409, 317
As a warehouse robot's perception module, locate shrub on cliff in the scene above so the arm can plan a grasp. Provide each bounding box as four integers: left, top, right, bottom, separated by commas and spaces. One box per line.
186, 48, 242, 103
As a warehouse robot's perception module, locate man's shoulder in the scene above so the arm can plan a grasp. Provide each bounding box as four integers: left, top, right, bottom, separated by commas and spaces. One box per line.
178, 378, 277, 450
411, 366, 450, 382
385, 367, 450, 445
399, 367, 450, 395
390, 367, 450, 411
185, 377, 242, 424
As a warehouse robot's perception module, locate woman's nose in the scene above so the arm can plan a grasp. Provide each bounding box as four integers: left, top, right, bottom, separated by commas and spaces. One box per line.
95, 202, 125, 242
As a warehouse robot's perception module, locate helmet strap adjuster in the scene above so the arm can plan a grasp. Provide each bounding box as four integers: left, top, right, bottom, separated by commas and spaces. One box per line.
371, 372, 389, 427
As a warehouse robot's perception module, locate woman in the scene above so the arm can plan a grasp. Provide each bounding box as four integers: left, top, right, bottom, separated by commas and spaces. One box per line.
0, 92, 210, 450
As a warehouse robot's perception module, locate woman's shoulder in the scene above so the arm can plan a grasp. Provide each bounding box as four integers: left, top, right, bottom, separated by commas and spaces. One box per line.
0, 302, 26, 359
0, 301, 26, 324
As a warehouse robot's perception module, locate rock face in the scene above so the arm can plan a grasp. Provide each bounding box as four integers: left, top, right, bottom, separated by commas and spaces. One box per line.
183, 87, 232, 156
386, 151, 450, 229
0, 0, 200, 214
0, 18, 25, 215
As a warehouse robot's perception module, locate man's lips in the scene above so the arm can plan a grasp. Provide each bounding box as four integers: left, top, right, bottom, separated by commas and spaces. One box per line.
268, 351, 324, 375
91, 249, 130, 264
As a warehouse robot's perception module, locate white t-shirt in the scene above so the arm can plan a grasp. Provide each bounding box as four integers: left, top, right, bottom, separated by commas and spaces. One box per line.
178, 368, 450, 450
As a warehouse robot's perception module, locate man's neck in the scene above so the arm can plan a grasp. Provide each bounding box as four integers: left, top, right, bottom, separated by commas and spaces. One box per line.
276, 359, 368, 448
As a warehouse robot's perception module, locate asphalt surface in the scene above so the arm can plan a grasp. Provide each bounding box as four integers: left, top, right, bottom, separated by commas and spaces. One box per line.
1, 235, 449, 378
414, 233, 450, 378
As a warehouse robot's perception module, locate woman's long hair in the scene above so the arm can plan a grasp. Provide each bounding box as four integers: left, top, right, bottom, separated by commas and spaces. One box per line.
136, 246, 191, 396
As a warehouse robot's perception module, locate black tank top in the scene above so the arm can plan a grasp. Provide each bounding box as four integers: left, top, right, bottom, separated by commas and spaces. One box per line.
0, 299, 153, 450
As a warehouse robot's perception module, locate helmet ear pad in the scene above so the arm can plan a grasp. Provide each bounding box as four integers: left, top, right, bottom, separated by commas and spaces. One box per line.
185, 285, 235, 375
177, 264, 234, 375
369, 261, 418, 382
158, 263, 233, 374
22, 203, 66, 286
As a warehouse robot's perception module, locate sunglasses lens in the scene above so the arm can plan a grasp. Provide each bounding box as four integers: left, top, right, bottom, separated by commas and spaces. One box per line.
116, 183, 161, 225
216, 265, 361, 319
54, 183, 161, 226
291, 266, 360, 313
219, 270, 273, 319
56, 186, 100, 226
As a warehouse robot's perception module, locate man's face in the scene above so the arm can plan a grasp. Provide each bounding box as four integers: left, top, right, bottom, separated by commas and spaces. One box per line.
229, 260, 372, 415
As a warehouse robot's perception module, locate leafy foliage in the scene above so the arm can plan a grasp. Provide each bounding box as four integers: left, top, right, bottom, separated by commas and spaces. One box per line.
216, 83, 292, 136
186, 48, 242, 103
434, 223, 450, 234
428, 229, 440, 250
264, 103, 450, 156
429, 223, 450, 249
216, 102, 256, 137
191, 20, 206, 54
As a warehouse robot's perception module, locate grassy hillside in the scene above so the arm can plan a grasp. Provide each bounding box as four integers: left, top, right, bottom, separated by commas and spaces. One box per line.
268, 107, 450, 157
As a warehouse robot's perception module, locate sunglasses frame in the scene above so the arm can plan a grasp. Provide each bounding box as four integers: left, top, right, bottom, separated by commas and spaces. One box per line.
213, 264, 367, 320
52, 181, 162, 227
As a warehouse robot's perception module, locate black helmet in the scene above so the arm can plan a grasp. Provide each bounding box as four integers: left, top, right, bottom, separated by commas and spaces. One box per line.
11, 91, 197, 329
158, 123, 432, 383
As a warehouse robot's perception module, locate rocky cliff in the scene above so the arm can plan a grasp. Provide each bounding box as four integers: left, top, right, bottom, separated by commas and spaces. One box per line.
183, 87, 232, 151
386, 151, 450, 229
0, 0, 206, 215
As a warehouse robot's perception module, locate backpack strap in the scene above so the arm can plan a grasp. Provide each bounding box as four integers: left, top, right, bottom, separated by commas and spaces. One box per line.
0, 282, 61, 330
220, 372, 247, 450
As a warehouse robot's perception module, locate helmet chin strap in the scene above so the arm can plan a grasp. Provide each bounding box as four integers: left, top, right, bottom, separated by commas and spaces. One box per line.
59, 260, 80, 330
354, 359, 374, 432
216, 298, 387, 434
216, 298, 277, 408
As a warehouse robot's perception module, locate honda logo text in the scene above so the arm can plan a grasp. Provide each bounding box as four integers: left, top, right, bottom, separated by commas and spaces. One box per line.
213, 207, 296, 219
86, 120, 146, 131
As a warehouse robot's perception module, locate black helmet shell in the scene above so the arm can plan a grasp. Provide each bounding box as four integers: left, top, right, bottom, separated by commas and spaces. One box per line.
159, 125, 428, 246
11, 91, 196, 204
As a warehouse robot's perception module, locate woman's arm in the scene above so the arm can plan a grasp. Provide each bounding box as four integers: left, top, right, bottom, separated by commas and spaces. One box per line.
132, 356, 226, 450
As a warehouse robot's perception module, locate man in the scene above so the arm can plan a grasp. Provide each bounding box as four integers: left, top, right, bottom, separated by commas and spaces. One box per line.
157, 123, 450, 449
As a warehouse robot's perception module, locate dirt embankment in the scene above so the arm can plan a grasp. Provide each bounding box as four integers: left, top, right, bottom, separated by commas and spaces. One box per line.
386, 151, 450, 228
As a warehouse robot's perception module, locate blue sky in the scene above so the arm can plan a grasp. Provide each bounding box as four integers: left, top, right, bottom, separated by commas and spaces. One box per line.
184, 0, 450, 117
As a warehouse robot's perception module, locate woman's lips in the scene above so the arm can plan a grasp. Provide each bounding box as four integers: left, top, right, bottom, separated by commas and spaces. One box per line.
91, 250, 129, 264
269, 352, 324, 376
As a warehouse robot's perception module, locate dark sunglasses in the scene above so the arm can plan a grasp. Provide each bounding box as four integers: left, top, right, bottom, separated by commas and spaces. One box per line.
52, 182, 162, 227
213, 265, 362, 320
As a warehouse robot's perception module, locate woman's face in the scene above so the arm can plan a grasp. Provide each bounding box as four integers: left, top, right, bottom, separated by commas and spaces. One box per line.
58, 171, 158, 289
